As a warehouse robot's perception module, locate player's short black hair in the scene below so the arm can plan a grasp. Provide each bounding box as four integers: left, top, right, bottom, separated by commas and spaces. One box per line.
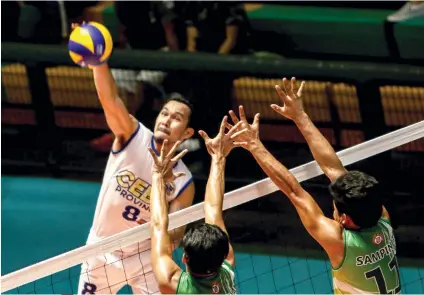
182, 223, 229, 275
330, 171, 382, 229
162, 93, 194, 127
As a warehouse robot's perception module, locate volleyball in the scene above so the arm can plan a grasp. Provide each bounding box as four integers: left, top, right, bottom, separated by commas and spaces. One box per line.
68, 22, 113, 67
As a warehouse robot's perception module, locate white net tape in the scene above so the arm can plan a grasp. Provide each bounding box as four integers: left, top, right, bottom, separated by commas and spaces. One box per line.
2, 120, 424, 292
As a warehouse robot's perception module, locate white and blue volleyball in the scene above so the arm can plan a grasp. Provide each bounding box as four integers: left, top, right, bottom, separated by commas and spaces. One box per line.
68, 22, 113, 67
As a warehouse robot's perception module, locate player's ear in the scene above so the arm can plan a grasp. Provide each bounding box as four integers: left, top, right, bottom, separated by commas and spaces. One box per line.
182, 127, 195, 140
340, 213, 348, 225
182, 252, 188, 264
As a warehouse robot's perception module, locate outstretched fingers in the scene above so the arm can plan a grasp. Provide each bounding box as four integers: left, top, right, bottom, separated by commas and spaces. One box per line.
171, 149, 188, 163
224, 121, 234, 131
230, 128, 248, 139
160, 139, 168, 159
253, 113, 260, 127
290, 77, 296, 94
239, 105, 248, 122
219, 116, 228, 135
226, 121, 244, 137
229, 110, 240, 124
148, 148, 159, 165
166, 140, 182, 160
198, 130, 211, 142
297, 81, 306, 97
232, 141, 248, 148
282, 77, 290, 96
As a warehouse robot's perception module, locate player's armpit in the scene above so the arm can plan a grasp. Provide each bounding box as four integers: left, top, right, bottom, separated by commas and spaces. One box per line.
111, 115, 140, 152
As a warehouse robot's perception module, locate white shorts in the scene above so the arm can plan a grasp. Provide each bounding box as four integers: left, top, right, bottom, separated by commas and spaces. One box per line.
77, 250, 159, 295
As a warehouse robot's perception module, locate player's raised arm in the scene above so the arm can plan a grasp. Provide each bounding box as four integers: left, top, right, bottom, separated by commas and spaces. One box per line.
92, 64, 138, 145
272, 78, 347, 182
149, 140, 188, 294
198, 117, 246, 268
228, 106, 343, 256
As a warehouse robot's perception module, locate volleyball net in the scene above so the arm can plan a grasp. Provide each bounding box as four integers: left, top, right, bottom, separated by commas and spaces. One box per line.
2, 120, 424, 294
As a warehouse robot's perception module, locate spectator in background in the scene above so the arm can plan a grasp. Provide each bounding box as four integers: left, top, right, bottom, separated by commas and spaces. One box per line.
21, 1, 98, 44
183, 1, 250, 55
165, 1, 251, 145
387, 0, 424, 22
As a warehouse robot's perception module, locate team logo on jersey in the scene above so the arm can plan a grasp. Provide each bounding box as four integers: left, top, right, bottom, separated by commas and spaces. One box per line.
373, 233, 384, 245
165, 181, 176, 196
212, 282, 220, 294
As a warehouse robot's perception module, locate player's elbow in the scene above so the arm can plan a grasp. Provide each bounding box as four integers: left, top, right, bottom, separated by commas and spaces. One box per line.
158, 282, 175, 294
204, 204, 222, 224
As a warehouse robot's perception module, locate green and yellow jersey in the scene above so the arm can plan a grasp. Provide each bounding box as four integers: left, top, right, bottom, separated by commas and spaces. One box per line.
176, 261, 236, 294
332, 217, 401, 294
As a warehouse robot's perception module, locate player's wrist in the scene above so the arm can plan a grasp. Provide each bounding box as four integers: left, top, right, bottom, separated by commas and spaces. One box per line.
292, 112, 309, 125
211, 154, 226, 163
249, 140, 264, 155
152, 170, 165, 178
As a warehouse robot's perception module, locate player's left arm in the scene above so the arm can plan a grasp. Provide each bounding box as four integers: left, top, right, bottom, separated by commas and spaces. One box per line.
149, 141, 188, 294
198, 116, 247, 268
167, 182, 195, 247
228, 107, 343, 253
250, 141, 343, 250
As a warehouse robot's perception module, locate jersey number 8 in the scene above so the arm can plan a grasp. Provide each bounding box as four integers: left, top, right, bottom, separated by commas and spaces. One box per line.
122, 205, 140, 221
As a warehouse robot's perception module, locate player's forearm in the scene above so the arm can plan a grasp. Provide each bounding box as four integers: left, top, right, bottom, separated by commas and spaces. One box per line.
294, 113, 347, 180
151, 173, 169, 232
250, 142, 301, 197
204, 157, 226, 223
93, 64, 120, 107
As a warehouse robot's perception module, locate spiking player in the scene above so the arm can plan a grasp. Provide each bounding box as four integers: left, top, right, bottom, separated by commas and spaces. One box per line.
149, 117, 244, 294
227, 78, 401, 294
77, 62, 195, 294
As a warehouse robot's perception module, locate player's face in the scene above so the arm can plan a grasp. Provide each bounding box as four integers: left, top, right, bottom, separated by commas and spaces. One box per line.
154, 101, 194, 143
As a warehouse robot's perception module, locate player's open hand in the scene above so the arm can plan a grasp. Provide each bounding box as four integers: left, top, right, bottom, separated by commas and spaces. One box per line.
148, 140, 188, 181
272, 77, 306, 121
199, 116, 247, 158
226, 105, 261, 151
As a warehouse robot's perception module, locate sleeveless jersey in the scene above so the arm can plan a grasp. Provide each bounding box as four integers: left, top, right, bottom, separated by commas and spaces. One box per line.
176, 261, 236, 294
332, 218, 401, 294
87, 122, 193, 254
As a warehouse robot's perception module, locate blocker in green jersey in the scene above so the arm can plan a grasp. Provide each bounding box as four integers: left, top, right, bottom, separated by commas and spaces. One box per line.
149, 117, 245, 294
227, 77, 401, 294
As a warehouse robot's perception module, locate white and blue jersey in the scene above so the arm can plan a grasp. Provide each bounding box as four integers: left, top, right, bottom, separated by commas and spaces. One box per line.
87, 121, 193, 254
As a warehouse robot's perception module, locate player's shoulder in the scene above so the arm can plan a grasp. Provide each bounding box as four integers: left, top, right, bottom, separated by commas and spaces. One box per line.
132, 117, 153, 137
